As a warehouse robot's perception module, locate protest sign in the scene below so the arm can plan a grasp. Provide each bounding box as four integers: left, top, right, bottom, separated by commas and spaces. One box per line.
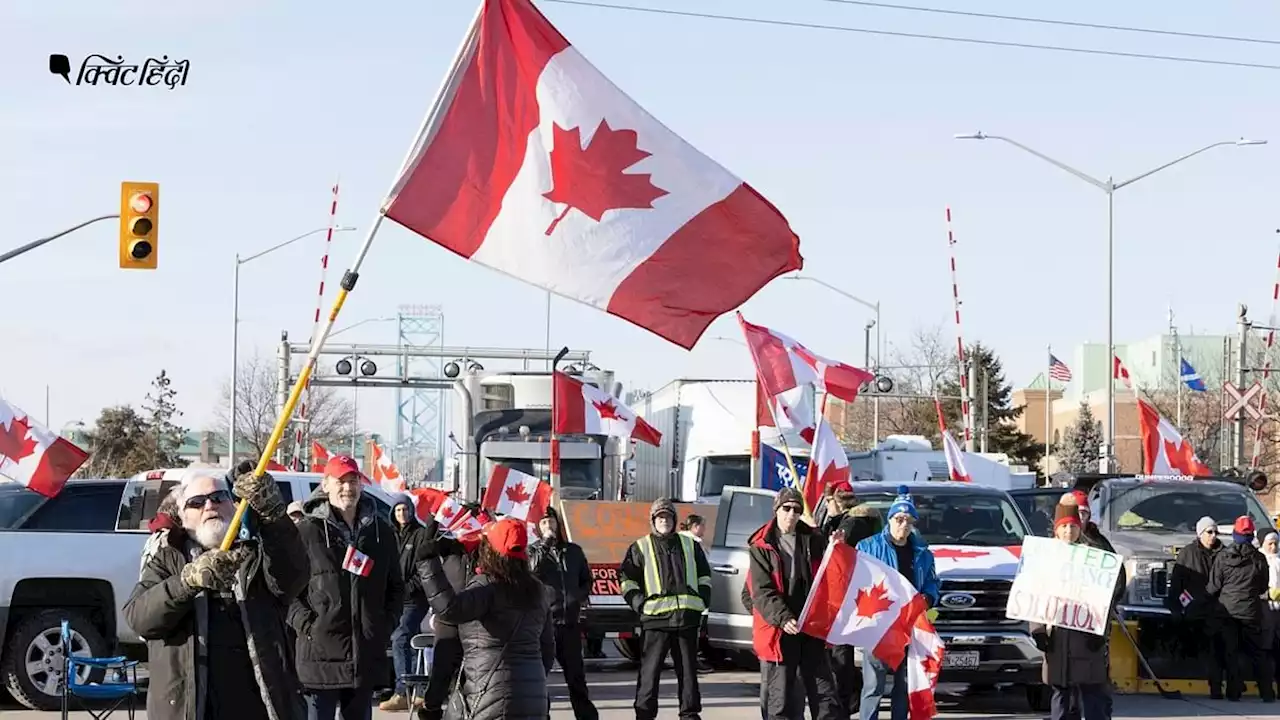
1005, 536, 1122, 636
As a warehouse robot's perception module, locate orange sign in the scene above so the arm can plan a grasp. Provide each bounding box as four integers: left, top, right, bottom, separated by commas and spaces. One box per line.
560, 500, 719, 565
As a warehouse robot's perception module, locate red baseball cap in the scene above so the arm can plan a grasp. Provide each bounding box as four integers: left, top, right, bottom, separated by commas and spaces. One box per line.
1234, 515, 1256, 536
323, 455, 364, 481
1069, 490, 1088, 507
486, 517, 529, 560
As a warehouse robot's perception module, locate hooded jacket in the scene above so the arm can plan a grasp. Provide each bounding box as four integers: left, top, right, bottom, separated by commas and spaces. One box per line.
1207, 540, 1269, 625
618, 527, 711, 631
856, 528, 941, 608
287, 491, 404, 690
123, 514, 309, 720
747, 519, 826, 663
1167, 537, 1222, 620
528, 509, 592, 626
391, 498, 433, 604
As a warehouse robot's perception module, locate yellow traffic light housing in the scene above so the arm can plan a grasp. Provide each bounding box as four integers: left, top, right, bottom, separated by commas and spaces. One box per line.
119, 181, 159, 269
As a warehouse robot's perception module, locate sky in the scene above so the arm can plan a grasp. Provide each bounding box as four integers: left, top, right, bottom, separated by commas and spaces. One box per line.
4, 0, 1280, 448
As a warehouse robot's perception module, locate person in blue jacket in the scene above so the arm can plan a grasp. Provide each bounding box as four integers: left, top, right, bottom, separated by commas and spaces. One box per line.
854, 486, 940, 720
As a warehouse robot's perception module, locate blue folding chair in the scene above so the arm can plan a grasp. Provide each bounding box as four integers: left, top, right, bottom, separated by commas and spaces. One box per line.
60, 619, 139, 720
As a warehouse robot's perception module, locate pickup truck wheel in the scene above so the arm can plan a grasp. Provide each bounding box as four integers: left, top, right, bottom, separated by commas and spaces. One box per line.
1, 610, 108, 711
1025, 684, 1051, 712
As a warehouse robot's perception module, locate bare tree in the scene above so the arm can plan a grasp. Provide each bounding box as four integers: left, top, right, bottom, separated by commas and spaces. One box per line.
213, 352, 356, 463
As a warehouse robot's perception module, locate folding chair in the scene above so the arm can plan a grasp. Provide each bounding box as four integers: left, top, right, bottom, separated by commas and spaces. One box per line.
402, 632, 435, 708
60, 620, 139, 720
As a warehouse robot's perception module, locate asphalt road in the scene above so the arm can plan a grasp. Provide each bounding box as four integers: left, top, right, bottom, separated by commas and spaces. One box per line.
7, 669, 1280, 719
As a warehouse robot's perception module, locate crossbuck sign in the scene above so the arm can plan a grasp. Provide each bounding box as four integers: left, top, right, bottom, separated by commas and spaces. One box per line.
1223, 381, 1264, 421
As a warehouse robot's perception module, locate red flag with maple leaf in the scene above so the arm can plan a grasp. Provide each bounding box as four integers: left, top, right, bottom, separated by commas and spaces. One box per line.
382, 0, 802, 350
310, 440, 331, 473
905, 613, 945, 719
481, 464, 552, 524
1137, 398, 1212, 476
553, 371, 661, 446
0, 396, 89, 498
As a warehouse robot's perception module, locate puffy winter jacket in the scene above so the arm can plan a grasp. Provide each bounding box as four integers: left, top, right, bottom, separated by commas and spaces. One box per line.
1030, 622, 1110, 687
287, 493, 404, 690
1167, 538, 1222, 620
529, 535, 592, 627
747, 520, 825, 663
856, 529, 940, 607
418, 556, 555, 720
1208, 541, 1269, 625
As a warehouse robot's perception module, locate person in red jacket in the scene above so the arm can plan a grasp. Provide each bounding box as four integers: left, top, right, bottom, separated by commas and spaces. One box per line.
747, 488, 842, 720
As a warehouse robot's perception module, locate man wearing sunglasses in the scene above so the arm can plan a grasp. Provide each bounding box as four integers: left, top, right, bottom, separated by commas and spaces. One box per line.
124, 466, 310, 720
1168, 516, 1227, 698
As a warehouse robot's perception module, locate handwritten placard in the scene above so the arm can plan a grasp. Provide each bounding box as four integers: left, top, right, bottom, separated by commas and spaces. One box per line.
1005, 536, 1122, 636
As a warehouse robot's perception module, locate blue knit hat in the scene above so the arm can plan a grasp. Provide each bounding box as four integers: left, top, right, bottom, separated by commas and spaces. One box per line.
887, 485, 918, 521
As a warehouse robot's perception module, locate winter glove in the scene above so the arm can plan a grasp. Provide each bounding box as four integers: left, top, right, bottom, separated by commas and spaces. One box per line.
180, 546, 252, 593
1269, 588, 1280, 602
1031, 628, 1051, 653
926, 608, 939, 623
233, 470, 286, 521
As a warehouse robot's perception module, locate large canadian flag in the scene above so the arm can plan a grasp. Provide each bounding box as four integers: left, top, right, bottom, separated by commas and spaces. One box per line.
382, 0, 802, 349
804, 417, 849, 512
799, 542, 929, 671
553, 371, 661, 445
0, 397, 89, 498
738, 313, 875, 402
1137, 399, 1212, 476
482, 464, 553, 524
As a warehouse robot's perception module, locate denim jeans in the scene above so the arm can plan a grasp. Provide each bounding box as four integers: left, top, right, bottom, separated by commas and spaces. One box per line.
306, 688, 373, 720
391, 601, 429, 695
860, 656, 907, 720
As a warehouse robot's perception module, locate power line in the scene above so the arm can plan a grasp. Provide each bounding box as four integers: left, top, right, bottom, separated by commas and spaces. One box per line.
819, 0, 1280, 47
541, 0, 1280, 71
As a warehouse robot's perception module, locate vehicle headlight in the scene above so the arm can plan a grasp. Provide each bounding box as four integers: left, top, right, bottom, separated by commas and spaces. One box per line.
1125, 557, 1168, 605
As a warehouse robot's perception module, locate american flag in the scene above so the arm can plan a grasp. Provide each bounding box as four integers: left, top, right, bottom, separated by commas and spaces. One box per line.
1048, 354, 1073, 383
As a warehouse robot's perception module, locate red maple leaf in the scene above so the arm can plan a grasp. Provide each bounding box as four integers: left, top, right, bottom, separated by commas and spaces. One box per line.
921, 646, 943, 681
854, 581, 894, 618
1163, 437, 1210, 476
505, 482, 532, 506
932, 548, 989, 559
592, 398, 622, 421
0, 415, 37, 463
542, 120, 669, 235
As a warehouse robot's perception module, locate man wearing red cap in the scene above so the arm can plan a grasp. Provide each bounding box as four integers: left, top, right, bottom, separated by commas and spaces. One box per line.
1207, 515, 1274, 702
290, 455, 404, 720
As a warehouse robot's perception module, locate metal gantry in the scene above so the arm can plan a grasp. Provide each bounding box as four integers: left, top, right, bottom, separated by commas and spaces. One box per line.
396, 305, 445, 483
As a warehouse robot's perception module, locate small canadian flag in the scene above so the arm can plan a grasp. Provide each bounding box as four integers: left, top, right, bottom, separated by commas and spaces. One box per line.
482, 465, 552, 524
342, 546, 374, 577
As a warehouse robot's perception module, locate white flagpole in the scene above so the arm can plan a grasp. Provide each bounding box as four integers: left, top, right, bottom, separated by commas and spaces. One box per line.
1045, 344, 1052, 475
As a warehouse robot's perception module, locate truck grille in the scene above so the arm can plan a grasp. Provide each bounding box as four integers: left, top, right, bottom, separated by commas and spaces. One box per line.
934, 578, 1017, 626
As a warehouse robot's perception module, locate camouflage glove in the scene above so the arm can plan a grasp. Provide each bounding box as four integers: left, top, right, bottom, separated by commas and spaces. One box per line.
233, 471, 285, 521
180, 547, 252, 593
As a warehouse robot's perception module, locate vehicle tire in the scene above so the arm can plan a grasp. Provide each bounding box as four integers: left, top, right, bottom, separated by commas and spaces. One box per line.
1, 609, 109, 711
1025, 683, 1051, 712
614, 636, 643, 662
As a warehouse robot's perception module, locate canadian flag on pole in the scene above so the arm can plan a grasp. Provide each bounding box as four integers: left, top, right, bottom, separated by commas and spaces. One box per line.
382, 0, 802, 349
804, 417, 849, 512
407, 487, 449, 524
940, 430, 972, 482
0, 397, 88, 498
905, 613, 946, 719
311, 441, 331, 473
371, 442, 406, 493
1113, 356, 1133, 389
738, 313, 875, 402
1137, 399, 1212, 476
482, 465, 553, 524
553, 371, 661, 445
799, 542, 929, 671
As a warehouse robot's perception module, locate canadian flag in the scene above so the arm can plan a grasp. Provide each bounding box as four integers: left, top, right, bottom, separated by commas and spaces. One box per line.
905, 613, 946, 719
407, 487, 449, 524
940, 430, 971, 482
804, 417, 849, 512
482, 465, 552, 524
738, 313, 875, 403
0, 397, 89, 498
1113, 356, 1132, 389
553, 371, 661, 445
371, 442, 406, 493
342, 546, 374, 577
447, 508, 494, 552
433, 494, 468, 529
1137, 399, 1212, 476
799, 542, 929, 671
756, 380, 818, 444
310, 441, 331, 473
381, 0, 802, 350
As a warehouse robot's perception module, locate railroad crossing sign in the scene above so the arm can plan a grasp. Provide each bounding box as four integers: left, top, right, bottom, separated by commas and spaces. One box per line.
1223, 381, 1265, 421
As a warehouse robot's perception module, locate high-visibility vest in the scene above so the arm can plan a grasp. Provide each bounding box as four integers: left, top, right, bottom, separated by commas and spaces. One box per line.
620, 533, 711, 616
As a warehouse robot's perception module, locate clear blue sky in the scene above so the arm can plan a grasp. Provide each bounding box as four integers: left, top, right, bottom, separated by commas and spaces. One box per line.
4, 0, 1279, 442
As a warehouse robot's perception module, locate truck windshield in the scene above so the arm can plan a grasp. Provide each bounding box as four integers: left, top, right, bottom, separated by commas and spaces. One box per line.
1107, 484, 1270, 534
494, 458, 602, 492
0, 483, 46, 530
699, 455, 750, 498
856, 491, 1027, 547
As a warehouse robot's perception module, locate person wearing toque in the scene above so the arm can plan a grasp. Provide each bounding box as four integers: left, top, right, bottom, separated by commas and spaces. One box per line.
1207, 515, 1275, 702
1167, 515, 1227, 698
854, 486, 939, 720
619, 497, 711, 720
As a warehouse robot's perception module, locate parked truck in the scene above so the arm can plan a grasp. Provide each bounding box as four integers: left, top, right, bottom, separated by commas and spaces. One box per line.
847, 435, 1037, 490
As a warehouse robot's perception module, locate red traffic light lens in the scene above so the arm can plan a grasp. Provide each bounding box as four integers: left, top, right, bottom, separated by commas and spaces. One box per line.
129, 193, 153, 214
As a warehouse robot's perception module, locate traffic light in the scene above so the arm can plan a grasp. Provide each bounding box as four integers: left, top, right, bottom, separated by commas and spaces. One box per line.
119, 181, 159, 269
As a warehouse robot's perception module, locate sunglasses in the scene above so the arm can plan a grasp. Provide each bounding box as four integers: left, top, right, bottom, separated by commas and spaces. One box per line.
184, 489, 232, 510
1203, 529, 1218, 535
779, 505, 803, 515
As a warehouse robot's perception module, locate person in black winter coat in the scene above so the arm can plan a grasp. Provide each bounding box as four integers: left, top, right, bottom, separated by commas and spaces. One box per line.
381, 496, 434, 712
529, 506, 598, 720
1207, 515, 1275, 702
289, 456, 404, 720
418, 517, 556, 720
824, 491, 882, 718
1167, 515, 1226, 698
415, 519, 474, 720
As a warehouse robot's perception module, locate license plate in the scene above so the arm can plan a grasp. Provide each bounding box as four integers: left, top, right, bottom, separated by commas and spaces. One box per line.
942, 651, 979, 669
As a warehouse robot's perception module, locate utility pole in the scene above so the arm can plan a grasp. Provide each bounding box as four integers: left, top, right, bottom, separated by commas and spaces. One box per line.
1170, 306, 1183, 429
980, 368, 989, 453
1220, 336, 1231, 470
966, 360, 979, 452
1235, 305, 1251, 468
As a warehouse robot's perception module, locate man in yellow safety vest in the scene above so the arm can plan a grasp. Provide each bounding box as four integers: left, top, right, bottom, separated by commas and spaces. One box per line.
620, 497, 712, 720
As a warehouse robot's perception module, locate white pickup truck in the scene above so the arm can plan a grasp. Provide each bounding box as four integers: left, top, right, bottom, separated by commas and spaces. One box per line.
0, 470, 399, 710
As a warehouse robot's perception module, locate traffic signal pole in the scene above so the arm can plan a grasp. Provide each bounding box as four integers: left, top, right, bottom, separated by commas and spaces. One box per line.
0, 214, 118, 265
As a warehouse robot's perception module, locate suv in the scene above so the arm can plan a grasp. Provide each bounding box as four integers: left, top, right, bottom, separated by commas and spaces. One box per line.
0, 469, 398, 710
706, 483, 1048, 710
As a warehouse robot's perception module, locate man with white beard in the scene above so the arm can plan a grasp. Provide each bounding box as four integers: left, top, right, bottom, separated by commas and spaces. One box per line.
125, 466, 310, 720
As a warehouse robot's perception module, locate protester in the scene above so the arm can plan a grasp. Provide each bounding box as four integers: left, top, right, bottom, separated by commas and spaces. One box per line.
416, 516, 476, 720
417, 517, 556, 720
290, 455, 404, 720
828, 493, 883, 717
529, 506, 598, 720
124, 466, 309, 720
288, 501, 306, 523
680, 513, 707, 544
381, 496, 434, 712
1167, 515, 1226, 698
1030, 495, 1113, 720
620, 497, 712, 720
1207, 515, 1275, 702
855, 486, 939, 720
747, 487, 842, 720
1260, 530, 1280, 698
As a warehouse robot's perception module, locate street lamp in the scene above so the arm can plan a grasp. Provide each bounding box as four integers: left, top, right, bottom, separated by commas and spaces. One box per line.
955, 132, 1266, 471
229, 225, 356, 465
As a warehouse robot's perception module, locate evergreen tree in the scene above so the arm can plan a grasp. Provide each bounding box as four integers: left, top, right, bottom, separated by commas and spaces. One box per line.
78, 406, 153, 477
936, 343, 1046, 472
1057, 401, 1103, 474
142, 370, 189, 468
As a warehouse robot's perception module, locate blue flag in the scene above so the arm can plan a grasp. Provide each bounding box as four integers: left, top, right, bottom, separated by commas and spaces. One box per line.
760, 443, 810, 491
1180, 358, 1206, 392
